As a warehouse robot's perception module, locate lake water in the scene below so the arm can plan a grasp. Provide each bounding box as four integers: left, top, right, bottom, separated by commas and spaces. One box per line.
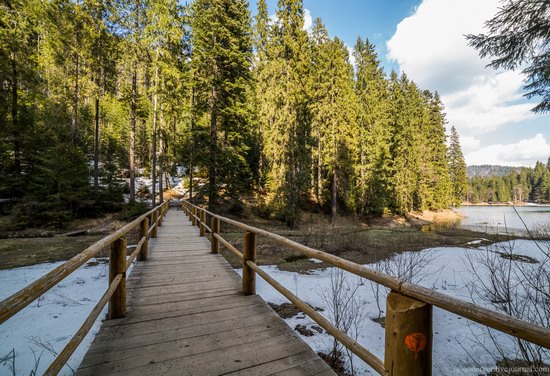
457, 205, 550, 234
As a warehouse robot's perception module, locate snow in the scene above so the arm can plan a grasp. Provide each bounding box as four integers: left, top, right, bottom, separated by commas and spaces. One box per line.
0, 259, 111, 375
122, 167, 188, 203
466, 238, 488, 245
1, 240, 548, 375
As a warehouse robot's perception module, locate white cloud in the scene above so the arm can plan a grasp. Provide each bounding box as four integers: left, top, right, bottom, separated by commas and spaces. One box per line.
458, 135, 481, 156
345, 43, 356, 67
386, 0, 539, 139
303, 8, 313, 32
444, 71, 535, 135
387, 0, 497, 93
465, 134, 550, 167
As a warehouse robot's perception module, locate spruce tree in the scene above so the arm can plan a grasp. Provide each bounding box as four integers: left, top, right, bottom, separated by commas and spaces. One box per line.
262, 0, 311, 226
309, 18, 329, 204
253, 0, 271, 189
387, 72, 420, 213
115, 0, 149, 203
191, 0, 254, 210
353, 37, 390, 215
310, 26, 358, 219
0, 0, 42, 193
419, 91, 451, 209
448, 125, 467, 206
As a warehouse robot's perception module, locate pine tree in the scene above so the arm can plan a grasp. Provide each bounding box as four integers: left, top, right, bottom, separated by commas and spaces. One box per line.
145, 0, 188, 206
448, 126, 467, 206
253, 0, 271, 189
191, 0, 254, 210
114, 0, 149, 203
310, 27, 358, 220
262, 0, 311, 226
387, 72, 421, 213
353, 37, 390, 215
82, 0, 119, 192
309, 18, 329, 204
0, 0, 42, 191
419, 91, 451, 209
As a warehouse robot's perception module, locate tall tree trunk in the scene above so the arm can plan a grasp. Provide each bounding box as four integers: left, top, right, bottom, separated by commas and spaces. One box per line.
93, 94, 100, 191
332, 168, 338, 221
258, 123, 264, 191
151, 59, 158, 207
317, 141, 322, 201
189, 88, 195, 202
12, 57, 21, 177
159, 130, 163, 204
129, 61, 137, 203
208, 99, 217, 211
72, 53, 79, 144
158, 109, 164, 205
359, 128, 365, 215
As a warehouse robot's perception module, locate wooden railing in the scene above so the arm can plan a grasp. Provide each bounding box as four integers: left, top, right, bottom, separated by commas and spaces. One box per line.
0, 200, 170, 376
183, 201, 550, 376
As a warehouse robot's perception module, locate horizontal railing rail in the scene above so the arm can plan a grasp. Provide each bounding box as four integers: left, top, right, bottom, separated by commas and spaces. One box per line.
183, 200, 550, 376
0, 200, 170, 375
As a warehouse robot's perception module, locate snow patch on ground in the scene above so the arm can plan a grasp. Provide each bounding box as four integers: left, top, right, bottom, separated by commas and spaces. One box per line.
0, 259, 110, 375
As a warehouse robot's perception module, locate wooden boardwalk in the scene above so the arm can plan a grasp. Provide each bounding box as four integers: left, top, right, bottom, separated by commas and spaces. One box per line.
77, 209, 335, 376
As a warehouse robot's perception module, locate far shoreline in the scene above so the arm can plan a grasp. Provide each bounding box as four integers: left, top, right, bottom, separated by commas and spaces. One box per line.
460, 202, 550, 207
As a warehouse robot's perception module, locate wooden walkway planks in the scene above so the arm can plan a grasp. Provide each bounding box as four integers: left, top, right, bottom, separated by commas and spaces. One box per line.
77, 208, 335, 376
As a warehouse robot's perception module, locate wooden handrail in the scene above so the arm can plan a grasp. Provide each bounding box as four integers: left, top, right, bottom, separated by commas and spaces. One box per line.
0, 200, 170, 375
0, 201, 168, 325
183, 200, 550, 375
44, 274, 123, 376
246, 259, 386, 374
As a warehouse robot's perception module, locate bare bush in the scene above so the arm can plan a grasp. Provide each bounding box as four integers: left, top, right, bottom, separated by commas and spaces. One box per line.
370, 250, 440, 319
318, 268, 368, 375
0, 349, 16, 376
464, 234, 550, 374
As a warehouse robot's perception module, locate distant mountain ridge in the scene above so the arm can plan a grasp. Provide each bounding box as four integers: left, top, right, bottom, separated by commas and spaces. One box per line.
467, 165, 521, 179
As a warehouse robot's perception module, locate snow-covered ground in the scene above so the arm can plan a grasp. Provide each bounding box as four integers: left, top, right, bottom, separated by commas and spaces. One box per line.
0, 259, 110, 375
244, 239, 550, 375
1, 240, 548, 375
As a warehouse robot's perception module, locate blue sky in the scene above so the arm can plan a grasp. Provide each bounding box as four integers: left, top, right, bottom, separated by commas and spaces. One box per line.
250, 0, 550, 167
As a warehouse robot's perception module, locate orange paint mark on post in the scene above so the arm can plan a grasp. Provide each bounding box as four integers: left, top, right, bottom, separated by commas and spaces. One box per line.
404, 332, 427, 353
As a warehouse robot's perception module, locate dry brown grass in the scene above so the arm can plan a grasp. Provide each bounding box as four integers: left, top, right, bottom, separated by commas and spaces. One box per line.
0, 235, 106, 270
213, 207, 509, 272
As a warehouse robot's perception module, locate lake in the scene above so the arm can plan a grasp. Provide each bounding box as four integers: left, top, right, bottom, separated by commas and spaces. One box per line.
457, 205, 550, 234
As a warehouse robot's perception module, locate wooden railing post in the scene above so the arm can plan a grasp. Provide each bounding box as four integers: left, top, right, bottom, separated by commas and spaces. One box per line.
199, 210, 206, 236
109, 237, 126, 319
152, 211, 159, 238
138, 217, 149, 261
192, 207, 197, 226
158, 204, 165, 227
211, 217, 220, 253
242, 231, 256, 295
384, 291, 432, 376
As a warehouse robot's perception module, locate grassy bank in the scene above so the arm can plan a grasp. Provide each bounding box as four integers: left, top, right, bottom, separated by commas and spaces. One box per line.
211, 207, 510, 273
0, 200, 511, 272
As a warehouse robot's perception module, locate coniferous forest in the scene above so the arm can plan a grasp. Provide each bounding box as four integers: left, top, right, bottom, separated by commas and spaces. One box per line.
467, 159, 550, 204
0, 0, 468, 228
